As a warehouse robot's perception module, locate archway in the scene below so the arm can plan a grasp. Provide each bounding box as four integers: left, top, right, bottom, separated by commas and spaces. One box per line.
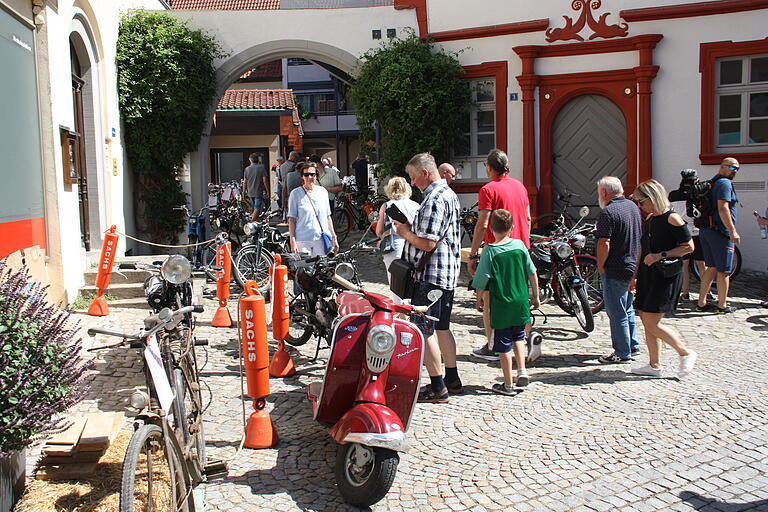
187, 40, 361, 210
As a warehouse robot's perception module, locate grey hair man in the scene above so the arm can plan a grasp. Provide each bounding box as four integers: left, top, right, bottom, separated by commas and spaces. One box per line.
595, 176, 642, 364
391, 153, 462, 403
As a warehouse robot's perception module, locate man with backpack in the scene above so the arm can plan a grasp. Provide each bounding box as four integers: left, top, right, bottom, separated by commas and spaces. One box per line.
697, 157, 740, 314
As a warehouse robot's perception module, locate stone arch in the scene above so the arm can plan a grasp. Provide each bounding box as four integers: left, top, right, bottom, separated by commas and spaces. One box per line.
188, 40, 361, 207
69, 10, 107, 250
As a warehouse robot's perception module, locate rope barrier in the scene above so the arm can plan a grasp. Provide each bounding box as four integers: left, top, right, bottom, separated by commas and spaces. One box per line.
116, 230, 217, 249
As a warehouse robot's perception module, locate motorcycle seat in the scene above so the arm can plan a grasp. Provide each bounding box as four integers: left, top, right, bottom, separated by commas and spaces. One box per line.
337, 290, 393, 316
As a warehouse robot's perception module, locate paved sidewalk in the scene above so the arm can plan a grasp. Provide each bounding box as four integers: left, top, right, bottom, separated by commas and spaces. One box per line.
56, 251, 768, 511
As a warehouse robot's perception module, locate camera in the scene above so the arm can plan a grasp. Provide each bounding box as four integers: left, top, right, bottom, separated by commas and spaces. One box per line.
668, 168, 708, 219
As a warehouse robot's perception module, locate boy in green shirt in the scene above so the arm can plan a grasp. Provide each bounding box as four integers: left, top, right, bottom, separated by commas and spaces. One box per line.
472, 209, 539, 395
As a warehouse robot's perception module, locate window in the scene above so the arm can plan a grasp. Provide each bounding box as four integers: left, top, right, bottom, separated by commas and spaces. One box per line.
453, 78, 496, 180
715, 55, 768, 148
700, 39, 768, 164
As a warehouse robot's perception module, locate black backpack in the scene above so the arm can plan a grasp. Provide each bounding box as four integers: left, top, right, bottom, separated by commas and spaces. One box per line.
692, 175, 728, 230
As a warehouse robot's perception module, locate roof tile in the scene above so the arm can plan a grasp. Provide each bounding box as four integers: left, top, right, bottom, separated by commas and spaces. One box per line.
217, 89, 295, 110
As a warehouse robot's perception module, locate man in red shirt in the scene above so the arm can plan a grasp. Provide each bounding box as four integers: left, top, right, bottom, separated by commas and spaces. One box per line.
468, 149, 531, 361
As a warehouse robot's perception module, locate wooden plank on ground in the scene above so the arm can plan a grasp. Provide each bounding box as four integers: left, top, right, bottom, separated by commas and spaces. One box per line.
45, 417, 87, 446
77, 412, 124, 452
35, 462, 98, 480
40, 450, 104, 464
23, 245, 48, 286
42, 444, 76, 457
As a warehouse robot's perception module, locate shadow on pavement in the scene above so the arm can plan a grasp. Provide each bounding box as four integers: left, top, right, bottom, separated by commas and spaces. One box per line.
533, 368, 675, 386
679, 490, 768, 511
745, 314, 768, 332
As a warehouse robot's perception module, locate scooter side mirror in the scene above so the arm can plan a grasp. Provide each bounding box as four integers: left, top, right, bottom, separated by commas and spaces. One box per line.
579, 206, 590, 218
427, 289, 443, 305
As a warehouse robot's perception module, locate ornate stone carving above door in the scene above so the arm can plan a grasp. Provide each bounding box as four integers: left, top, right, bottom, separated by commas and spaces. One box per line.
546, 0, 629, 43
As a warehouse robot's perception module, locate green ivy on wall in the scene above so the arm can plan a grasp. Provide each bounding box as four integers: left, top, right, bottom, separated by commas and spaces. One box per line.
350, 32, 471, 182
116, 11, 223, 243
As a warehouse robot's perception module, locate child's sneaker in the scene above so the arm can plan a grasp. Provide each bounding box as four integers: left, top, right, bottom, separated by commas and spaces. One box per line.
472, 344, 500, 361
515, 372, 530, 388
491, 383, 518, 396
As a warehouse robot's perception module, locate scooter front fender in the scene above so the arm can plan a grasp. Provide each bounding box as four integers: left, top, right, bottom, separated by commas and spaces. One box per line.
329, 403, 408, 452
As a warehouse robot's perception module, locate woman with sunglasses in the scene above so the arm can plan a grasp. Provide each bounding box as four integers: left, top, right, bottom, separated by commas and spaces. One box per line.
631, 179, 697, 379
287, 162, 339, 256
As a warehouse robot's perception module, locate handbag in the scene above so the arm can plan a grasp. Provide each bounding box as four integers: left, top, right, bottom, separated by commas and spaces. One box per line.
305, 188, 334, 254
389, 224, 451, 299
653, 258, 683, 278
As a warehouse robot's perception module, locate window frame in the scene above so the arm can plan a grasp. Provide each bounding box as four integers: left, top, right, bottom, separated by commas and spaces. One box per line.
700, 39, 768, 164
714, 54, 768, 149
451, 61, 507, 193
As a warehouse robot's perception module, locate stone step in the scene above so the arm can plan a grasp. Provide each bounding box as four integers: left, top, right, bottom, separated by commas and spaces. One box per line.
84, 269, 153, 286
81, 283, 146, 300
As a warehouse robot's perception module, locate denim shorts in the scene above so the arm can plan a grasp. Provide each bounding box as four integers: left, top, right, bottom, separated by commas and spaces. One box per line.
490, 325, 526, 354
699, 228, 734, 273
411, 281, 454, 336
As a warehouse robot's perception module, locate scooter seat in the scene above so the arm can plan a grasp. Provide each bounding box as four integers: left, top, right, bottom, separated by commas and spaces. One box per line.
337, 292, 374, 316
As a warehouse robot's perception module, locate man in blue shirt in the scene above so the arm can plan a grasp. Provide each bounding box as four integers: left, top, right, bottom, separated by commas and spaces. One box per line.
697, 157, 740, 314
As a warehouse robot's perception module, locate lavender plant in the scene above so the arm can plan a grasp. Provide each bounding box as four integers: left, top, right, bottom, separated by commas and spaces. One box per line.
0, 260, 91, 457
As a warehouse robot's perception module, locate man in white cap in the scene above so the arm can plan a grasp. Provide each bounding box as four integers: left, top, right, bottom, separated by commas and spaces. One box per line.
319, 157, 343, 211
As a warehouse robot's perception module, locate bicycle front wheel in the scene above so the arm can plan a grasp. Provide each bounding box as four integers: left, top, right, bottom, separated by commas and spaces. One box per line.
332, 208, 353, 244
233, 245, 273, 294
171, 366, 205, 483
120, 424, 190, 512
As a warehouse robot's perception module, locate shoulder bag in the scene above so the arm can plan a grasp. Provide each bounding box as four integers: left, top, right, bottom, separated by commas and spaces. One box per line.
389, 224, 450, 299
304, 188, 334, 254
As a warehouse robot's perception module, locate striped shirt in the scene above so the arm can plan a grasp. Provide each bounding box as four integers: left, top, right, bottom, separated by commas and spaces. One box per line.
404, 179, 461, 290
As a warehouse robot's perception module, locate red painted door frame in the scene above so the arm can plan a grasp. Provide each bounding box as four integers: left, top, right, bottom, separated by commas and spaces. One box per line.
514, 34, 662, 215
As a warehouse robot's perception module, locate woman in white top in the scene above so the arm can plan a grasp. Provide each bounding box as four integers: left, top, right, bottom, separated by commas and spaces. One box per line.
288, 162, 339, 256
375, 176, 420, 284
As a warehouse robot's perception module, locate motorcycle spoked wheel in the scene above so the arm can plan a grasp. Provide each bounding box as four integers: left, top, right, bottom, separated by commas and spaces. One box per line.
284, 293, 313, 346
569, 286, 595, 332
335, 443, 399, 508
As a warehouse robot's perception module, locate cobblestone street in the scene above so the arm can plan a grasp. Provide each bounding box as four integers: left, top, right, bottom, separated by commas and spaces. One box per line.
56, 249, 768, 512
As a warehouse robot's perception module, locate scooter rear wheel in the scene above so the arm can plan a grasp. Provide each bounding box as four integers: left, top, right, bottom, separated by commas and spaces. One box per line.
335, 442, 399, 508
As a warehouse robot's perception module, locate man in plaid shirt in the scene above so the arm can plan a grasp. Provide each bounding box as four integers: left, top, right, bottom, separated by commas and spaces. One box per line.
393, 153, 462, 403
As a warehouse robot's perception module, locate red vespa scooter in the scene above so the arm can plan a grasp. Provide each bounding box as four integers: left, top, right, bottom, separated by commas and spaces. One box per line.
306, 273, 441, 507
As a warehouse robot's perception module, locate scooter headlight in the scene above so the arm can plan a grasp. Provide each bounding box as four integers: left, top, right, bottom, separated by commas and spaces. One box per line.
161, 254, 192, 284
572, 234, 586, 249
367, 324, 396, 355
554, 242, 573, 259
243, 222, 258, 236
335, 262, 355, 282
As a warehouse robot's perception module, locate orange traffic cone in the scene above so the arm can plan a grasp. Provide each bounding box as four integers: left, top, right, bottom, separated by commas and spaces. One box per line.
211, 241, 233, 327
88, 226, 119, 316
269, 255, 296, 377
240, 281, 278, 448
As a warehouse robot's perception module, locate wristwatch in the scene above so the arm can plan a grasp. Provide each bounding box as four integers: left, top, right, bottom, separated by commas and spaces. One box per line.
660, 251, 668, 258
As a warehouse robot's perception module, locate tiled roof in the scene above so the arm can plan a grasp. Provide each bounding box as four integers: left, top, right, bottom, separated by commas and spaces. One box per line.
238, 60, 282, 81
170, 0, 279, 9
218, 89, 295, 110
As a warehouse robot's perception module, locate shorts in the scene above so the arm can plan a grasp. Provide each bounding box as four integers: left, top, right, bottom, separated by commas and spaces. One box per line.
490, 325, 526, 354
250, 196, 264, 210
411, 281, 454, 336
699, 228, 734, 273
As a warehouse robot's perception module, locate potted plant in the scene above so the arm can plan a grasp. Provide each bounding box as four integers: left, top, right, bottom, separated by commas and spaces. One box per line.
0, 260, 91, 512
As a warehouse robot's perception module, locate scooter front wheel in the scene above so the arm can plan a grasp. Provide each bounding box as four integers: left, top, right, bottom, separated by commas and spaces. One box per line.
335, 442, 399, 508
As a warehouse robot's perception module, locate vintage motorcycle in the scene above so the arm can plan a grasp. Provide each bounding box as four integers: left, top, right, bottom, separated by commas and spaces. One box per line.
306, 272, 442, 507
119, 254, 197, 323
530, 206, 596, 333
232, 210, 290, 294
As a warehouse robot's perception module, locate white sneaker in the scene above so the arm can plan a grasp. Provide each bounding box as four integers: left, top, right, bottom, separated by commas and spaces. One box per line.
515, 372, 530, 388
678, 351, 698, 378
631, 364, 663, 377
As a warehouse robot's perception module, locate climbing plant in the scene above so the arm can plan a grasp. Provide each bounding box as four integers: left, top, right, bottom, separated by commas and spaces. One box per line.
116, 11, 223, 243
350, 32, 470, 181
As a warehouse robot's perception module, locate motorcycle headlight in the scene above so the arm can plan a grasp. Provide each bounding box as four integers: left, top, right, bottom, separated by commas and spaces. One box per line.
243, 222, 258, 236
572, 234, 586, 249
554, 242, 573, 259
367, 324, 396, 355
466, 213, 477, 224
335, 261, 355, 282
368, 210, 379, 223
161, 254, 192, 284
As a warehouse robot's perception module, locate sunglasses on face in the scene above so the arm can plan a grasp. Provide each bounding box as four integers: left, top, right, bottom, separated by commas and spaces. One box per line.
302, 173, 316, 177
728, 165, 739, 171
630, 194, 647, 204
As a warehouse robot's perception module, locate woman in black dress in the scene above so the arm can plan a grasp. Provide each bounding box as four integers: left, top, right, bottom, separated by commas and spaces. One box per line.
631, 179, 697, 379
